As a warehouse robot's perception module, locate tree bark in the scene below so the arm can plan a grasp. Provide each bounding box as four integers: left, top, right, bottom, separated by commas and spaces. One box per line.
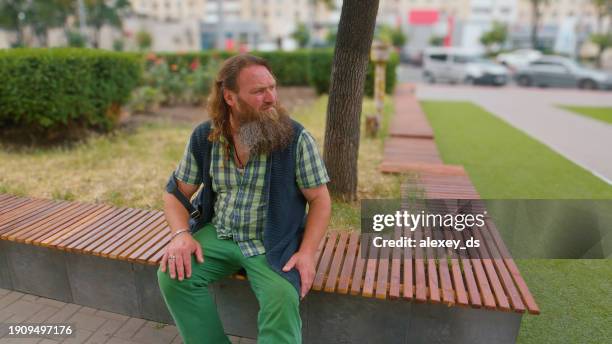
530, 1, 540, 49
323, 0, 380, 201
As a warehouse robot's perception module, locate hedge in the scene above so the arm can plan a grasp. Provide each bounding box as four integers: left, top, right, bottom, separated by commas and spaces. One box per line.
0, 48, 141, 135
152, 49, 398, 96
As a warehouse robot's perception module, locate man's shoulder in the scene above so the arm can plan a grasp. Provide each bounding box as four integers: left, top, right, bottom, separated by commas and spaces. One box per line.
194, 119, 213, 133
187, 120, 214, 157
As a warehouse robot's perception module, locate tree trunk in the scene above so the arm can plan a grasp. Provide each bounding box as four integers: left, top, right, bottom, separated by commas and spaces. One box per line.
531, 1, 540, 49
597, 45, 604, 68
323, 0, 380, 201
92, 26, 102, 48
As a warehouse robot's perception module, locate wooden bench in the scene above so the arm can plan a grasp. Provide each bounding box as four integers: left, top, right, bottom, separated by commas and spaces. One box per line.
389, 84, 434, 139
0, 192, 538, 343
382, 137, 443, 165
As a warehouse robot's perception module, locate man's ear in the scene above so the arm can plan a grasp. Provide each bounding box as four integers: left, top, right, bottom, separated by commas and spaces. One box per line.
223, 89, 236, 107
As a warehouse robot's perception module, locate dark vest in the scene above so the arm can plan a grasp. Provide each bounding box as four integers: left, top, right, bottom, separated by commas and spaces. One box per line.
187, 119, 307, 294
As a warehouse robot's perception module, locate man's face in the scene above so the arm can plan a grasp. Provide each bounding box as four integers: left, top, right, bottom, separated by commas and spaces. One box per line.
228, 65, 277, 121
223, 64, 293, 154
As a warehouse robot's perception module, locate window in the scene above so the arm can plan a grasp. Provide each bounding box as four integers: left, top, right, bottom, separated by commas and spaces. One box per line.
429, 54, 447, 61
453, 55, 477, 64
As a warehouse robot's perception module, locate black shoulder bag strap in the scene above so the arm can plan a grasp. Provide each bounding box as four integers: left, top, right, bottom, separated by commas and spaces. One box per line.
165, 121, 212, 223
166, 171, 200, 220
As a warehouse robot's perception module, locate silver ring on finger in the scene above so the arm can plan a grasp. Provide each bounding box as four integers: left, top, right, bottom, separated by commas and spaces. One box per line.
168, 255, 176, 260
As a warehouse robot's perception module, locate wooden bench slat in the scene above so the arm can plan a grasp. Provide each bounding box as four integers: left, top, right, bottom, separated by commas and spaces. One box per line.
2, 201, 78, 239
324, 231, 349, 293
30, 204, 107, 246
350, 234, 368, 295
442, 228, 469, 306
116, 213, 168, 259
337, 232, 359, 294
0, 195, 27, 207
0, 200, 62, 236
362, 233, 379, 297
95, 211, 163, 256
485, 219, 540, 314
44, 205, 115, 247
478, 221, 526, 313
313, 231, 338, 291
451, 228, 482, 307
81, 209, 153, 253
0, 199, 56, 233
375, 232, 391, 299
413, 223, 427, 302
433, 226, 456, 305
314, 233, 327, 264
105, 215, 167, 258
56, 207, 132, 248
381, 162, 466, 176
7, 202, 88, 242
18, 203, 96, 244
458, 228, 497, 309
129, 223, 173, 262
0, 201, 68, 238
73, 208, 149, 252
402, 226, 414, 300
65, 208, 141, 252
470, 226, 511, 311
388, 228, 402, 299
424, 226, 441, 303
0, 196, 27, 213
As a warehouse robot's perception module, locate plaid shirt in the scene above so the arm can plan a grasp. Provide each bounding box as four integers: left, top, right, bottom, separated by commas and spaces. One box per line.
174, 125, 330, 257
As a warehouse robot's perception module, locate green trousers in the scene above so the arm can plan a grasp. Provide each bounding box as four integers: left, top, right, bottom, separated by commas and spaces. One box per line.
157, 223, 302, 344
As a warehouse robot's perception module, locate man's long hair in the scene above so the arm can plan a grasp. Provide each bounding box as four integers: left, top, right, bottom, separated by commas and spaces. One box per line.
206, 54, 274, 144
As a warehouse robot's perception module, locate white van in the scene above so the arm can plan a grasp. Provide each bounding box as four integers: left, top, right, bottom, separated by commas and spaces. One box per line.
422, 47, 509, 86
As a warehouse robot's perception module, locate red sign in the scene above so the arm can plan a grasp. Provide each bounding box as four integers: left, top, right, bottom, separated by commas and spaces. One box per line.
408, 10, 439, 25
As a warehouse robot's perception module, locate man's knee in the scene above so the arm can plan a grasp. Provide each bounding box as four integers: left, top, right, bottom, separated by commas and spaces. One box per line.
259, 280, 299, 313
157, 267, 174, 295
157, 267, 195, 295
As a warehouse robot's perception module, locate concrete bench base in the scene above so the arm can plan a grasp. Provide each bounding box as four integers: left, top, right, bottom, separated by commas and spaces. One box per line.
0, 240, 522, 343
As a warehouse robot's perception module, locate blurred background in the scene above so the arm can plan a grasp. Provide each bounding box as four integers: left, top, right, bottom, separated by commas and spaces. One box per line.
1, 0, 610, 65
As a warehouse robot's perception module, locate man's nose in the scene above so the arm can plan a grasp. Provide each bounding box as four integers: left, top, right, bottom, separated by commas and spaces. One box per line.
263, 88, 276, 104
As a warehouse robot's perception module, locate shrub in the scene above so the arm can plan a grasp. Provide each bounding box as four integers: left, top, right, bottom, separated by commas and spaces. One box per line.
0, 48, 141, 141
151, 49, 398, 96
128, 86, 165, 114
141, 55, 217, 106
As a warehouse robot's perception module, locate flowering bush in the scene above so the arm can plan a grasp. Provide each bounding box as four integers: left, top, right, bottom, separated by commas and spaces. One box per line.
128, 86, 165, 114
138, 53, 218, 107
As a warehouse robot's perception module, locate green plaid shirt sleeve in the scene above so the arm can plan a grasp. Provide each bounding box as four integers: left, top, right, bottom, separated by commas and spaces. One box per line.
296, 130, 330, 189
174, 137, 202, 185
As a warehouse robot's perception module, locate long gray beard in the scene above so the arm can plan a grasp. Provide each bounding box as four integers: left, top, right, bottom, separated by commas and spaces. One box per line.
237, 115, 294, 155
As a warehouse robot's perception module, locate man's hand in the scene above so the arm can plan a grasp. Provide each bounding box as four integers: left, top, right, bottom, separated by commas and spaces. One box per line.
160, 233, 204, 281
282, 250, 316, 299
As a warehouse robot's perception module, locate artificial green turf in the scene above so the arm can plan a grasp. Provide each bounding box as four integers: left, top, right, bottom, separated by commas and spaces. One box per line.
560, 105, 612, 125
420, 100, 612, 344
516, 259, 611, 343
420, 101, 612, 199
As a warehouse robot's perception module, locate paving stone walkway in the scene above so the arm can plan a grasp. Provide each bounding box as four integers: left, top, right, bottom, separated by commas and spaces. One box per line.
0, 288, 251, 344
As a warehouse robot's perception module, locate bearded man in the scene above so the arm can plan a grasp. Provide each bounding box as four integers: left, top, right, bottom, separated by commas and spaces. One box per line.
157, 54, 331, 344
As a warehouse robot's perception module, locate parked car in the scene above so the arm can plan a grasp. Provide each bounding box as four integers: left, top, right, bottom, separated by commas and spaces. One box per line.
496, 49, 542, 71
515, 56, 612, 90
422, 47, 509, 86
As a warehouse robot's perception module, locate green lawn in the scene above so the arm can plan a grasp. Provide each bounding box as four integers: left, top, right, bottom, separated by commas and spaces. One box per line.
559, 105, 612, 125
0, 95, 400, 231
421, 101, 612, 344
